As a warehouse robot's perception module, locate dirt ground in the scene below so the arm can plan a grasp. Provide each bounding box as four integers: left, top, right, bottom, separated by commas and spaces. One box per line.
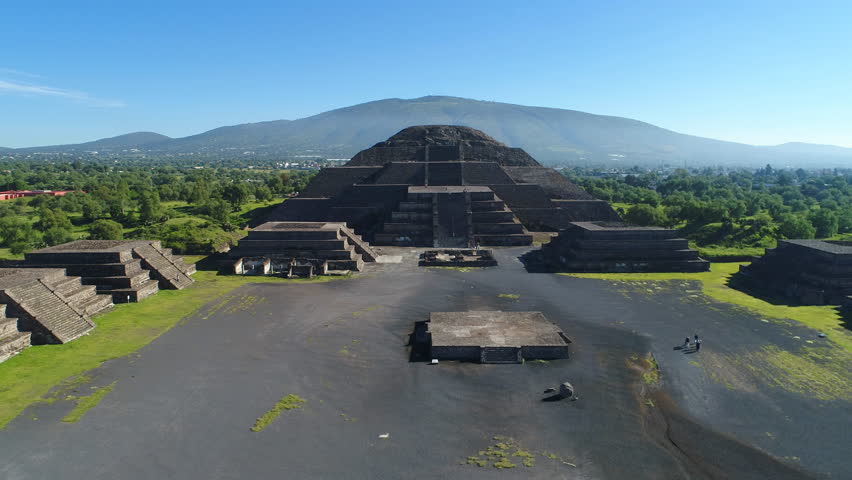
0, 247, 847, 479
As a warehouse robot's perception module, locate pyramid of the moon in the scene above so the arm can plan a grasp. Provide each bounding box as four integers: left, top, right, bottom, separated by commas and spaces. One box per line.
269, 125, 620, 247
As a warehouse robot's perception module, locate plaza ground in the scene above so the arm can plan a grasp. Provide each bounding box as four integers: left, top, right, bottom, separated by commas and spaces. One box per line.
0, 247, 849, 479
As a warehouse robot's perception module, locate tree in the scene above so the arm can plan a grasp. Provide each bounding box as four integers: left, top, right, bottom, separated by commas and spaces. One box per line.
200, 199, 232, 226
624, 204, 669, 226
138, 189, 164, 225
810, 209, 839, 238
778, 214, 815, 239
43, 226, 73, 246
88, 219, 124, 240
222, 183, 250, 210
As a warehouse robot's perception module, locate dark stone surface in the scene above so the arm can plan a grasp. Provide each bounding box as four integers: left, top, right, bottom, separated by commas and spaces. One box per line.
0, 247, 842, 479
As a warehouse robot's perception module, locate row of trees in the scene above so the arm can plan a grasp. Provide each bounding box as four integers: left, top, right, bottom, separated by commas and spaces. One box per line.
566, 166, 852, 251
0, 162, 315, 255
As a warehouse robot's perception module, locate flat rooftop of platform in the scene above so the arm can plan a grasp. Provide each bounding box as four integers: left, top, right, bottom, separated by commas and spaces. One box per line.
428, 311, 570, 347
252, 222, 345, 232
571, 221, 670, 232
408, 186, 492, 194
783, 239, 852, 255
30, 240, 153, 254
0, 268, 67, 289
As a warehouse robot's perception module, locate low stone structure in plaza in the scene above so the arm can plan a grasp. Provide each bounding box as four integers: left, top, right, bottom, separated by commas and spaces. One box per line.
419, 249, 497, 267
23, 240, 195, 303
269, 125, 620, 247
0, 268, 114, 361
737, 239, 852, 305
420, 311, 571, 364
537, 221, 709, 272
229, 221, 378, 276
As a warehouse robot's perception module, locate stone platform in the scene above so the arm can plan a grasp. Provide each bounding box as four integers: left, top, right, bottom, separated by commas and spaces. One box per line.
24, 240, 196, 303
424, 311, 571, 363
418, 249, 497, 267
737, 239, 852, 305
229, 221, 377, 275
538, 221, 709, 272
0, 267, 112, 355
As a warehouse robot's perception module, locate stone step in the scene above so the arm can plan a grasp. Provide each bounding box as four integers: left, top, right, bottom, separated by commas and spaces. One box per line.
4, 282, 95, 343
105, 280, 160, 303
373, 233, 432, 247
233, 248, 358, 260
62, 284, 100, 304
84, 270, 152, 289
0, 303, 5, 318
397, 202, 432, 212
470, 201, 506, 211
79, 294, 114, 316
472, 211, 516, 223
54, 259, 147, 278
235, 239, 350, 250
390, 211, 432, 222
0, 331, 31, 363
339, 225, 379, 262
247, 229, 341, 240
473, 222, 525, 234
0, 315, 19, 337
132, 244, 194, 290
47, 275, 84, 296
474, 234, 534, 246
381, 223, 432, 233
327, 258, 365, 272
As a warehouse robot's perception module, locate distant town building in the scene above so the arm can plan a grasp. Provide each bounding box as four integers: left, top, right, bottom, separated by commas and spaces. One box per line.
0, 190, 76, 201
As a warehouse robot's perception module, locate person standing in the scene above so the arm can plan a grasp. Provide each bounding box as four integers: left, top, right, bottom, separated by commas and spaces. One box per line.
694, 334, 701, 351
683, 337, 691, 349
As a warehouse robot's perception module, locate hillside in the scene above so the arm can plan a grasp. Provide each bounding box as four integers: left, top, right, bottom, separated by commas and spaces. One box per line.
13, 96, 852, 167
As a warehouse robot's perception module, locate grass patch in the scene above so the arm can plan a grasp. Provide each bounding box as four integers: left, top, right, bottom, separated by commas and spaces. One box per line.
250, 394, 306, 432
497, 293, 520, 299
61, 381, 116, 423
0, 267, 352, 429
463, 436, 569, 470
560, 263, 851, 354
426, 266, 481, 272
696, 245, 765, 261
0, 247, 24, 261
642, 353, 660, 386
736, 346, 852, 401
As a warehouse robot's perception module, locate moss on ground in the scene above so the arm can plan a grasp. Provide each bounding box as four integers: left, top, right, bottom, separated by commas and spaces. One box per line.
61, 381, 116, 423
250, 394, 306, 432
463, 436, 571, 470
0, 267, 353, 429
497, 293, 520, 299
560, 263, 851, 354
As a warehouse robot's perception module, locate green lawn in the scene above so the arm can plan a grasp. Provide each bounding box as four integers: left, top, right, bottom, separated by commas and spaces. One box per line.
0, 264, 351, 429
560, 263, 851, 353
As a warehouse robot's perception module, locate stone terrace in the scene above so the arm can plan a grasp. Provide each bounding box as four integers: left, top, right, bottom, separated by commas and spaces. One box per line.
539, 221, 709, 272
24, 240, 195, 303
738, 239, 852, 304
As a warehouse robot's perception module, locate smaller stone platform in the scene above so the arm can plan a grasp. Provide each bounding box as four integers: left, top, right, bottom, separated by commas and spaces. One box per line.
229, 221, 377, 275
0, 267, 112, 354
24, 240, 195, 303
538, 221, 709, 272
425, 311, 571, 364
419, 249, 497, 267
737, 239, 852, 305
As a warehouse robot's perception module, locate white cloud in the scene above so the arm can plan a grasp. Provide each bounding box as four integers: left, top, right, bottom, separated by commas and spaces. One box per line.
0, 75, 125, 108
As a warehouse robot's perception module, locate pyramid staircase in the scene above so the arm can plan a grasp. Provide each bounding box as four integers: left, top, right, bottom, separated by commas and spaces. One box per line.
0, 303, 30, 363
374, 188, 532, 247
0, 268, 110, 346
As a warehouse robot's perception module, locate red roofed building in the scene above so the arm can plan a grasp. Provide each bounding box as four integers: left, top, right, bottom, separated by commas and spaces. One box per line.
0, 190, 77, 201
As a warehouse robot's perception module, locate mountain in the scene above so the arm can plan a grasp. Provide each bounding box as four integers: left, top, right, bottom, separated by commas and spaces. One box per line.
19, 132, 172, 153
13, 96, 852, 167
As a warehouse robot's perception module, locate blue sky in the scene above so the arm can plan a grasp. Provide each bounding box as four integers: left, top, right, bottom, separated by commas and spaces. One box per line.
2, 0, 850, 148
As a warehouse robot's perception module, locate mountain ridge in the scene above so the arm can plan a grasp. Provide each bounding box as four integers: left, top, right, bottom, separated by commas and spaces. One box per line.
9, 96, 852, 167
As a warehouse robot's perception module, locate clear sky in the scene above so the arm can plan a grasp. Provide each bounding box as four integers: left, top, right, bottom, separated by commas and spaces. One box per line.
2, 0, 850, 148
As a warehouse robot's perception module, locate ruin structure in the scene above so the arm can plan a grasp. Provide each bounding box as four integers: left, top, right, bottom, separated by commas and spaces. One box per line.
269, 125, 619, 247
23, 240, 195, 303
0, 268, 113, 361
419, 249, 497, 267
537, 221, 709, 272
421, 311, 571, 364
228, 222, 378, 276
737, 239, 852, 305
